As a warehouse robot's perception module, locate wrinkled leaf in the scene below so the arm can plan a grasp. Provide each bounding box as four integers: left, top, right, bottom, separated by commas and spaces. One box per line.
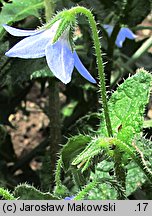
89, 161, 118, 200
126, 162, 145, 196
99, 69, 152, 145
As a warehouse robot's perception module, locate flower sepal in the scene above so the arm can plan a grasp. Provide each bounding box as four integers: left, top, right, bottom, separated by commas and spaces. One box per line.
52, 10, 76, 44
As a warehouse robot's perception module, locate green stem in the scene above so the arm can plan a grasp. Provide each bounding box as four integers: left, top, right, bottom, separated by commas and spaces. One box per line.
113, 149, 126, 199
69, 6, 113, 137
110, 138, 152, 182
0, 188, 15, 200
44, 0, 55, 20
44, 0, 61, 189
114, 36, 152, 82
74, 180, 97, 200
55, 157, 62, 189
126, 36, 152, 69
112, 36, 152, 88
54, 157, 68, 197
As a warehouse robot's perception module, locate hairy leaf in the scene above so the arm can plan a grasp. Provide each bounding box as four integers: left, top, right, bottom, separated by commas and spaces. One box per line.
14, 184, 59, 200
89, 161, 118, 200
126, 162, 145, 196
99, 69, 152, 145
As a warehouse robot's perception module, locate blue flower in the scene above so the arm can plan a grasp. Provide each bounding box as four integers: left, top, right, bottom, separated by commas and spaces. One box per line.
64, 196, 75, 200
3, 22, 96, 84
103, 24, 136, 48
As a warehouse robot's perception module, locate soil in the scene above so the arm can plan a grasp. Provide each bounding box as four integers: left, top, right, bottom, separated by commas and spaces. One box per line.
7, 82, 49, 159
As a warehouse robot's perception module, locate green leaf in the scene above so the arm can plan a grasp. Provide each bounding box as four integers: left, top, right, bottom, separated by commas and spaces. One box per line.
0, 0, 44, 37
126, 162, 145, 196
74, 180, 98, 200
99, 69, 152, 145
72, 138, 107, 168
61, 100, 78, 117
30, 67, 53, 79
135, 137, 152, 168
14, 184, 59, 200
89, 161, 118, 200
61, 135, 91, 171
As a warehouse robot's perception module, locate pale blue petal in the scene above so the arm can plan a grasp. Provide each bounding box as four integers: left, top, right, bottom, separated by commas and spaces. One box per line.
116, 30, 126, 48
5, 28, 54, 58
73, 51, 96, 83
116, 28, 136, 47
45, 40, 74, 84
3, 24, 41, 36
103, 25, 136, 48
121, 27, 137, 40
103, 24, 113, 36
64, 196, 75, 200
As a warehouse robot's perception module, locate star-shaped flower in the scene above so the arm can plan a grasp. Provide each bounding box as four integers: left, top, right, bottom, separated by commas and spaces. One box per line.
3, 22, 96, 84
103, 24, 137, 48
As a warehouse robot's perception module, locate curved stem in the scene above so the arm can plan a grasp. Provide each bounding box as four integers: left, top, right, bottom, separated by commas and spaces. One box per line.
69, 6, 113, 137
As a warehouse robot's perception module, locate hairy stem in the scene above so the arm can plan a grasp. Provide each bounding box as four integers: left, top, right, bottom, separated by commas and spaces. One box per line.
126, 36, 152, 70
44, 0, 55, 20
48, 79, 61, 188
113, 148, 126, 199
74, 180, 97, 200
110, 138, 152, 182
69, 6, 113, 137
44, 0, 61, 189
54, 157, 62, 189
0, 188, 15, 200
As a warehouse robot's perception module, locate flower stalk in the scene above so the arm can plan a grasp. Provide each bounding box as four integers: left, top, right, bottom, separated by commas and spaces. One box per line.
68, 6, 113, 137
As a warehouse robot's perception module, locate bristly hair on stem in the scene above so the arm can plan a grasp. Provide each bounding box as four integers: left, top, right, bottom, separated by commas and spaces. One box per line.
68, 6, 113, 137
